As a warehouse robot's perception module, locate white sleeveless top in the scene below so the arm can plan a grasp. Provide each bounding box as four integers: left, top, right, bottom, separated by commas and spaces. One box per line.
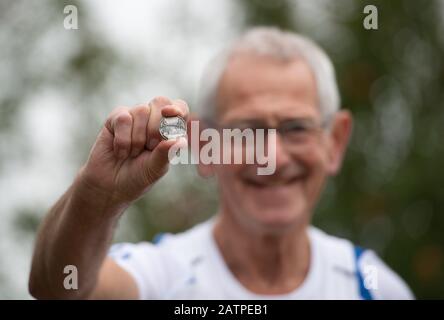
108, 218, 413, 299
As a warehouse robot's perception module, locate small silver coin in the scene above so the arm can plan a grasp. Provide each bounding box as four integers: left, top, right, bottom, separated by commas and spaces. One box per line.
159, 116, 187, 140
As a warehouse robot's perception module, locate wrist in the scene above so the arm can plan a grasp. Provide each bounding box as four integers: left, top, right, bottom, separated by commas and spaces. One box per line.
71, 166, 130, 222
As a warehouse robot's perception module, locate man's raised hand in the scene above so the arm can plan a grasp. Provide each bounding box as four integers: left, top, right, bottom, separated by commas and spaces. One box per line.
79, 96, 189, 207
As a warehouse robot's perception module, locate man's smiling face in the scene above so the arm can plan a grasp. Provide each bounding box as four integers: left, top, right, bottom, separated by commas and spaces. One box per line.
206, 53, 351, 234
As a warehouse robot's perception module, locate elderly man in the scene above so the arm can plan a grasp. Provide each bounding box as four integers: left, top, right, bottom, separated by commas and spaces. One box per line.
29, 27, 413, 299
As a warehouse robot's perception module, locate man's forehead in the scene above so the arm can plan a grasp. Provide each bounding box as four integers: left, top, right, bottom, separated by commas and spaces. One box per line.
219, 100, 321, 124
215, 53, 319, 120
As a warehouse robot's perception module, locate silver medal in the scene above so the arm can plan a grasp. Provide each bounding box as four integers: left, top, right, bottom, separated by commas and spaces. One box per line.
159, 116, 187, 140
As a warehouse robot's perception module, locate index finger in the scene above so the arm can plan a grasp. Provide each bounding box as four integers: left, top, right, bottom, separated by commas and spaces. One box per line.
160, 99, 189, 120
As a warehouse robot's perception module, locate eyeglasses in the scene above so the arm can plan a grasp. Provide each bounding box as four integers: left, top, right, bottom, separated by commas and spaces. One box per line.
208, 117, 330, 146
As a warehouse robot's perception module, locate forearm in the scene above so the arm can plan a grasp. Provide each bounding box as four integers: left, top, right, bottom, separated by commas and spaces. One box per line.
28, 98, 186, 299
29, 170, 128, 299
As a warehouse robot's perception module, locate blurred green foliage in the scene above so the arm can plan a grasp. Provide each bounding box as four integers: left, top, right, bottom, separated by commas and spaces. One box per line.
237, 0, 444, 298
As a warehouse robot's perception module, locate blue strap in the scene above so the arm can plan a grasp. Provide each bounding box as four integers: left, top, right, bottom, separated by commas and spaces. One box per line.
354, 246, 373, 300
152, 233, 166, 245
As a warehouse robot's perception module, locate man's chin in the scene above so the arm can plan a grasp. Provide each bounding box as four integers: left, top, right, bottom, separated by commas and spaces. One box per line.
244, 208, 306, 233
242, 182, 299, 201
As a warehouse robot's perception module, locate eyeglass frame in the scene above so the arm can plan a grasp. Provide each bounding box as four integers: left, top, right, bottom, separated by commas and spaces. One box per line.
201, 114, 334, 145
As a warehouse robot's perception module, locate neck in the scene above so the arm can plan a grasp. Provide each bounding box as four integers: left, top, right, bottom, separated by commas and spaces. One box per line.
212, 211, 311, 295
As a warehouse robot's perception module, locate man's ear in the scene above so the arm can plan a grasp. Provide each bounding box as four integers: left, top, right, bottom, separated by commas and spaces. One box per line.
326, 110, 353, 176
188, 113, 215, 178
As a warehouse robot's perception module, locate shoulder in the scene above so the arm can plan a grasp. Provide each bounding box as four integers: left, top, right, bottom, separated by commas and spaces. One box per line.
309, 226, 414, 300
110, 218, 212, 261
154, 219, 213, 257
357, 248, 414, 299
108, 219, 213, 299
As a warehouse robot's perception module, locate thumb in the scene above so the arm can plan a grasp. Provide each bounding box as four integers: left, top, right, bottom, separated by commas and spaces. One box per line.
143, 138, 187, 183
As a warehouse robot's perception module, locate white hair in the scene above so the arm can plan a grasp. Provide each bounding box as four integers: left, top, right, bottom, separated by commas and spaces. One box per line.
197, 27, 340, 122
